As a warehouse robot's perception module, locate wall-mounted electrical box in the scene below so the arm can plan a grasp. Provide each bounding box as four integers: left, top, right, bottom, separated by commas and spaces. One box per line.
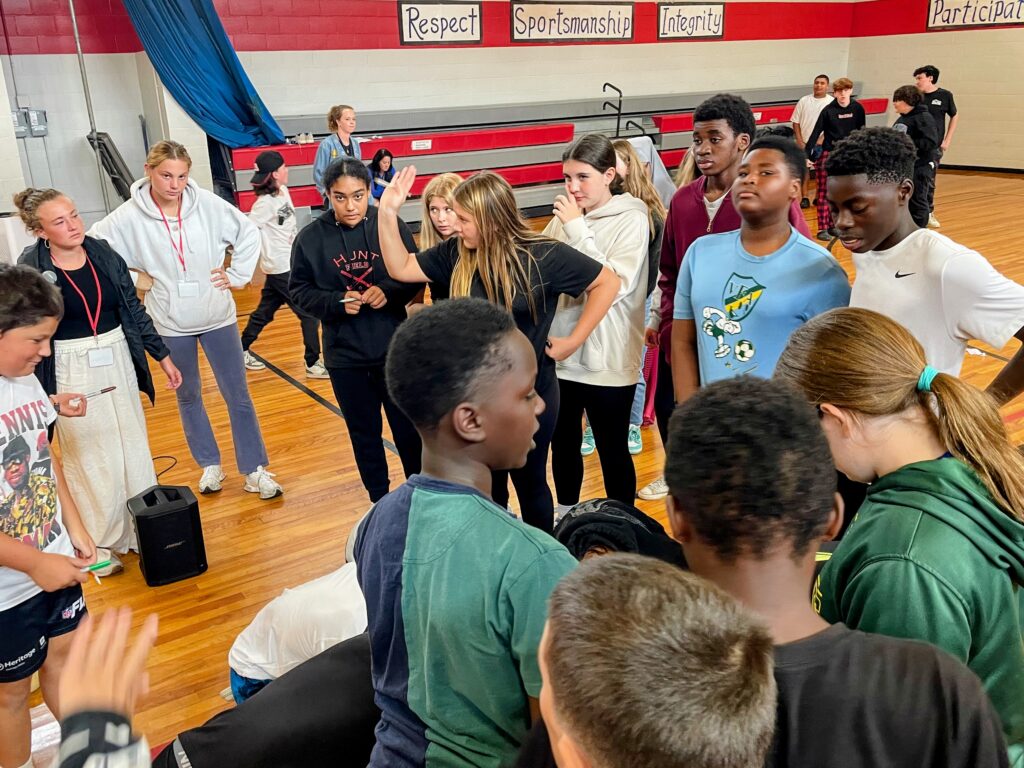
11, 108, 47, 138
27, 109, 47, 137
11, 110, 28, 139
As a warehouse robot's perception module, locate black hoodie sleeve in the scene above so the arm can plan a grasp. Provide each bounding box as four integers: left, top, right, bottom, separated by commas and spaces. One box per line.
377, 219, 425, 306
105, 244, 170, 361
289, 231, 350, 321
804, 108, 827, 158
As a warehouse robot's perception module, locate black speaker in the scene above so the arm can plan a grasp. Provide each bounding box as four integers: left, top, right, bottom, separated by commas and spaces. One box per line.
127, 485, 207, 587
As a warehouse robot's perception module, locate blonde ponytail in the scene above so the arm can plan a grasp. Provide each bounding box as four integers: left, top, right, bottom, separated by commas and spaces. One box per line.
775, 307, 1024, 522
926, 373, 1024, 520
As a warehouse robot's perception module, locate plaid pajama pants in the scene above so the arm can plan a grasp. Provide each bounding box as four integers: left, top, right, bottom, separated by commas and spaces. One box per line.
814, 150, 831, 233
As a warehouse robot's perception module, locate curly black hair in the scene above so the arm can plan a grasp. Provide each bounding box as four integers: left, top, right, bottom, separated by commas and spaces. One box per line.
386, 298, 516, 430
664, 377, 837, 562
693, 94, 756, 141
825, 126, 916, 185
746, 135, 806, 183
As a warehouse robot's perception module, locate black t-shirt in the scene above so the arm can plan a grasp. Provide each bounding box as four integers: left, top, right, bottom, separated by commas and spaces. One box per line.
53, 259, 120, 340
768, 623, 1008, 767
416, 239, 602, 389
922, 87, 957, 141
805, 99, 867, 154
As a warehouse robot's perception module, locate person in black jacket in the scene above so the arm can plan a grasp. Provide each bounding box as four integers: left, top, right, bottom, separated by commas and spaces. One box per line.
14, 188, 181, 570
804, 77, 867, 241
892, 84, 939, 229
289, 159, 422, 502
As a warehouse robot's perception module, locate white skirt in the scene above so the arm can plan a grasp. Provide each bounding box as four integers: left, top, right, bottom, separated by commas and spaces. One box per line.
54, 326, 157, 552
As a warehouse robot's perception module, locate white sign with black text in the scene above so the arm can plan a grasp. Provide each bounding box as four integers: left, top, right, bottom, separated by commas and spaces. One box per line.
927, 0, 1024, 29
511, 2, 634, 42
658, 3, 725, 39
398, 2, 483, 45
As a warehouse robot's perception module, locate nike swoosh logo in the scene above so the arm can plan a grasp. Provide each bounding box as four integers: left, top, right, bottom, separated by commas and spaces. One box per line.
895, 271, 916, 279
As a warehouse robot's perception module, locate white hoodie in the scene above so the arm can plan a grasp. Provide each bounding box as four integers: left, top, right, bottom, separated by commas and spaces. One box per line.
89, 178, 260, 336
546, 193, 650, 387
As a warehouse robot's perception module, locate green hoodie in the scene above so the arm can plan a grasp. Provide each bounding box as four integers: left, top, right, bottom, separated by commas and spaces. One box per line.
815, 457, 1024, 762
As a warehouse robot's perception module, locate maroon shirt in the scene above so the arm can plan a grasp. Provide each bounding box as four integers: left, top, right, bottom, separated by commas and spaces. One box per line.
657, 176, 811, 348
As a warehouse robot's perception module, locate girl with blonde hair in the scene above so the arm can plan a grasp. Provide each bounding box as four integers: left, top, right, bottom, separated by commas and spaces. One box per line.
15, 187, 182, 568
611, 138, 667, 457
90, 140, 282, 499
418, 172, 462, 250
313, 104, 360, 199
377, 167, 619, 532
775, 306, 1024, 758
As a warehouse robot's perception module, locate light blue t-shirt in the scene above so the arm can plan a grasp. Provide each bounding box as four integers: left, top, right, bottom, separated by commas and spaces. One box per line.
673, 227, 850, 384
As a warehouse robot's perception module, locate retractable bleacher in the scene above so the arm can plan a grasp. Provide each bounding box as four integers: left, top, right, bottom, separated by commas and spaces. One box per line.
228, 85, 891, 226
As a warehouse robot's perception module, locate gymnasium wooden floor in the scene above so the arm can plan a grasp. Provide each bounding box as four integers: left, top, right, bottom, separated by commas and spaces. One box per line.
28, 170, 1024, 757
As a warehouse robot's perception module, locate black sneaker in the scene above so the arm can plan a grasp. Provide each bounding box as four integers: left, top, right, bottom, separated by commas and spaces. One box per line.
816, 230, 832, 242
800, 197, 811, 209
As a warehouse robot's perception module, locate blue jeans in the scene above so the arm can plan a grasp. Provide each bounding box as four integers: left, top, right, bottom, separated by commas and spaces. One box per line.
229, 668, 271, 703
162, 324, 270, 475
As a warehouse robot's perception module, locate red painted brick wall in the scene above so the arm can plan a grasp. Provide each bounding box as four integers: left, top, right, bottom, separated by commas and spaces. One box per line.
0, 0, 1007, 57
0, 0, 141, 54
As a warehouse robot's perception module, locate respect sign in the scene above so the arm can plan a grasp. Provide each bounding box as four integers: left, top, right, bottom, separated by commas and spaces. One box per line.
399, 2, 483, 45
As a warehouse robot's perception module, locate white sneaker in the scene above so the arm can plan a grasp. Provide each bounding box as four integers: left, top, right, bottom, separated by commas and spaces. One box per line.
244, 465, 283, 500
243, 351, 266, 371
637, 477, 668, 501
305, 360, 329, 379
928, 213, 941, 228
92, 548, 124, 577
199, 465, 226, 494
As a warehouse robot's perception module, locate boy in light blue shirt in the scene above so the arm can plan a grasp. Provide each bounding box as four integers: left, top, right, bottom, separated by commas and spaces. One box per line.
671, 135, 850, 403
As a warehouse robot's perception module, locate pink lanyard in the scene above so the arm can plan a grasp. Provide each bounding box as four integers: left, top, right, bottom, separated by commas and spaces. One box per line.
151, 189, 185, 272
56, 256, 102, 338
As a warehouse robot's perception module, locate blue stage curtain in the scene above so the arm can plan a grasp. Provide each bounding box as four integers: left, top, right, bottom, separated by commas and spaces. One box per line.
122, 0, 284, 148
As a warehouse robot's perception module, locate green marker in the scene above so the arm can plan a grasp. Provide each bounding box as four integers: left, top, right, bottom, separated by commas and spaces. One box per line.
82, 560, 111, 573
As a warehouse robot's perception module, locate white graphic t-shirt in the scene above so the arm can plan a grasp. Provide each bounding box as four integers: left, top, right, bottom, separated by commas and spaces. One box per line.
0, 375, 72, 611
249, 186, 297, 275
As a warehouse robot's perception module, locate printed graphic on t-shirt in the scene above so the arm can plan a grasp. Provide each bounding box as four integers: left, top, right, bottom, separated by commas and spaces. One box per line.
0, 402, 59, 550
276, 201, 295, 227
333, 249, 379, 292
837, 112, 855, 120
701, 273, 764, 369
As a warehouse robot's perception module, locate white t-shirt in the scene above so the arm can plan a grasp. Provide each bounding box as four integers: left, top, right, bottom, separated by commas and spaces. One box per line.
791, 94, 834, 142
249, 186, 297, 275
228, 562, 367, 680
850, 229, 1024, 375
0, 375, 72, 612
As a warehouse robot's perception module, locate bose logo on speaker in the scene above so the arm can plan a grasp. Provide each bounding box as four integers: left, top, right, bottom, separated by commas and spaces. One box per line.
165, 540, 185, 550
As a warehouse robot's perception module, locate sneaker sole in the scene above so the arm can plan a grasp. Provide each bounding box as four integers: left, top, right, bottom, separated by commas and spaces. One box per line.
580, 448, 595, 457
628, 447, 643, 456
243, 484, 283, 500
637, 492, 668, 500
305, 372, 330, 379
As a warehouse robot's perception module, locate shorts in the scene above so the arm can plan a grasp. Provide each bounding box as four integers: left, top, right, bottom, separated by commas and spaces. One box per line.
0, 585, 87, 683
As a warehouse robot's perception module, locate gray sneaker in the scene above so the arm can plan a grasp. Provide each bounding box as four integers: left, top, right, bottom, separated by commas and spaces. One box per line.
305, 361, 329, 379
243, 351, 266, 371
637, 477, 668, 501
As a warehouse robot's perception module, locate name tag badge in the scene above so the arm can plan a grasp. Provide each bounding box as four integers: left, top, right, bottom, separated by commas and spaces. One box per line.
87, 347, 114, 368
178, 281, 201, 298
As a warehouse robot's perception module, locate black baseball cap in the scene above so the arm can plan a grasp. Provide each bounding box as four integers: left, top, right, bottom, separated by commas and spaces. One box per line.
251, 150, 285, 185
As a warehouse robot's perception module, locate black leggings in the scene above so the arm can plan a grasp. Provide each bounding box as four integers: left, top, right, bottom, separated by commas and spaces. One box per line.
654, 345, 675, 448
328, 364, 421, 502
551, 378, 637, 506
492, 373, 559, 533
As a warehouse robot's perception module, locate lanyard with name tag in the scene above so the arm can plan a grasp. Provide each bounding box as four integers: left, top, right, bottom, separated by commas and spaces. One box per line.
56, 256, 113, 368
